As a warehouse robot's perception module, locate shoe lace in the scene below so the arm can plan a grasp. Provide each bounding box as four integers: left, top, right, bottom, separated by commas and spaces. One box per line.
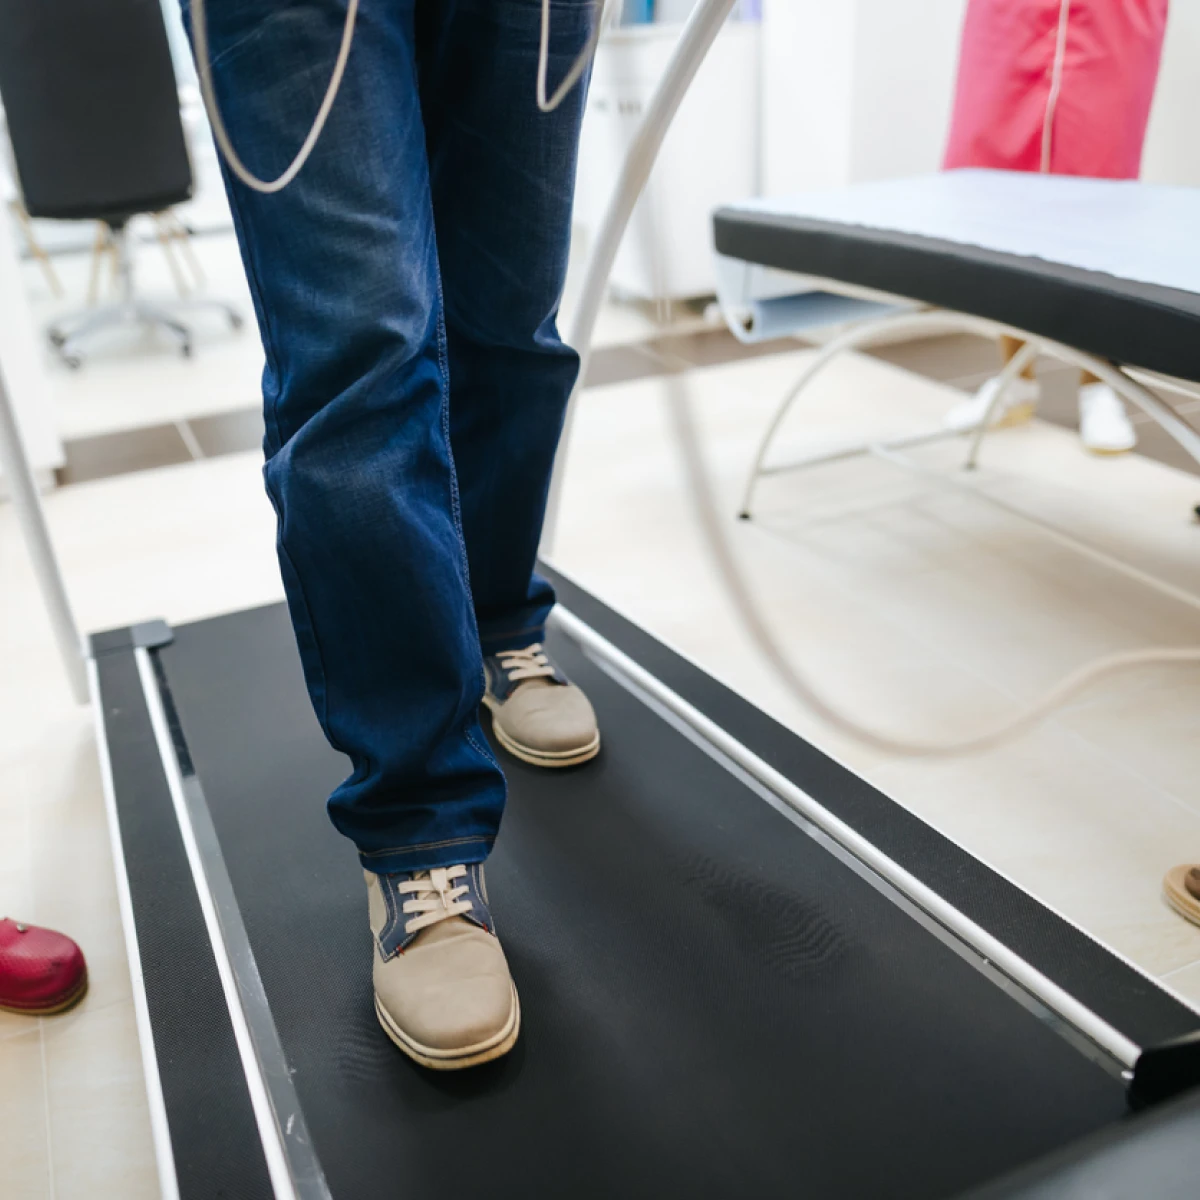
497, 643, 557, 683
399, 866, 474, 934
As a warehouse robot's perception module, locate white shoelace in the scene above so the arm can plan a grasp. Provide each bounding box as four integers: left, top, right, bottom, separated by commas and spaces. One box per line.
497, 644, 557, 683
399, 866, 474, 935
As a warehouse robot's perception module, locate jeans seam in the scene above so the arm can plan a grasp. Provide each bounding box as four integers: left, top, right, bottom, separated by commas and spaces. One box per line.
218, 147, 344, 752
481, 622, 548, 646
218, 153, 284, 455
361, 834, 493, 858
379, 875, 399, 947
432, 272, 501, 777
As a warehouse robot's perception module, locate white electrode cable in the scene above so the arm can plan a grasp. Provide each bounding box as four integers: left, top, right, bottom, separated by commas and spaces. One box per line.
536, 0, 607, 113
666, 380, 1200, 758
190, 0, 359, 194
189, 0, 601, 195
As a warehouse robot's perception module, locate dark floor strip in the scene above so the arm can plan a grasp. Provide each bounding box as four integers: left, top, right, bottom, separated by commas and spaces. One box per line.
56, 329, 1200, 488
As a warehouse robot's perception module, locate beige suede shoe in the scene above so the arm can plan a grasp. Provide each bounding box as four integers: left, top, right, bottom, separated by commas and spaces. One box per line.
483, 643, 599, 768
366, 865, 520, 1070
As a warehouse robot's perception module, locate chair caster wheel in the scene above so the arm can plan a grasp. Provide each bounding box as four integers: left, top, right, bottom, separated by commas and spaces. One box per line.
229, 312, 244, 331
62, 355, 82, 370
48, 330, 67, 348
181, 342, 193, 359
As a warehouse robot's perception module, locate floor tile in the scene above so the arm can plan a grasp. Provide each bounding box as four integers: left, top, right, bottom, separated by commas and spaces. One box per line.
0, 1028, 53, 1198
59, 422, 194, 485
584, 342, 671, 388
648, 326, 799, 371
1163, 958, 1200, 1008
554, 349, 1200, 992
43, 999, 159, 1200
186, 405, 265, 458
23, 715, 134, 1014
868, 331, 1001, 384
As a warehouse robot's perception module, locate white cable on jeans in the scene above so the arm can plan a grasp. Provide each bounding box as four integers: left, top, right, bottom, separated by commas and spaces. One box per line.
537, 0, 607, 113
189, 0, 598, 194
190, 0, 359, 194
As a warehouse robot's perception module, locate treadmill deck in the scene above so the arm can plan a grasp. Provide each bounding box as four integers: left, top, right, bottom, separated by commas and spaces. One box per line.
92, 574, 1200, 1199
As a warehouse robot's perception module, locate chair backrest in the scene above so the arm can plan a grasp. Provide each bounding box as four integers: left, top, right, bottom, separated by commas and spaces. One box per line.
0, 0, 192, 223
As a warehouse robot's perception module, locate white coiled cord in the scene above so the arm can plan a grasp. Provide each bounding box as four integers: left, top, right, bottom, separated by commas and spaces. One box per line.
665, 380, 1200, 758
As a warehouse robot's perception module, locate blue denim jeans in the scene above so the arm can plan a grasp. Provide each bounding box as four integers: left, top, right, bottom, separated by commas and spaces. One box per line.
186, 0, 593, 872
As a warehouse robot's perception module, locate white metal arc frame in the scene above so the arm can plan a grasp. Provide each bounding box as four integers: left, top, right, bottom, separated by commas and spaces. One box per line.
734, 300, 1200, 614
0, 360, 87, 702
541, 0, 738, 555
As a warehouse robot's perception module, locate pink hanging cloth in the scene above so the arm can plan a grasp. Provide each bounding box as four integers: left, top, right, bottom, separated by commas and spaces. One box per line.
944, 0, 1169, 179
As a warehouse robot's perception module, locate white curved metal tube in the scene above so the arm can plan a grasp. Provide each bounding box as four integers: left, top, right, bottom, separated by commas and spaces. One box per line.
737, 295, 1200, 513
964, 337, 1039, 469
738, 308, 950, 517
541, 0, 738, 555
0, 360, 86, 703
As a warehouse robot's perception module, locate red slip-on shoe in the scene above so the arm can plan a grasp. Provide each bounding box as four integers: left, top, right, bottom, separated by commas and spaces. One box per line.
0, 918, 88, 1015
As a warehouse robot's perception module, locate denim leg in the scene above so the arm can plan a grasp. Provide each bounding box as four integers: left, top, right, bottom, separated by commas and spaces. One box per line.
184, 0, 506, 871
415, 0, 595, 656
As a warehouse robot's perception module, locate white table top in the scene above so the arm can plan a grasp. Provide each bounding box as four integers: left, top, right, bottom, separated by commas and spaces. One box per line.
731, 170, 1200, 298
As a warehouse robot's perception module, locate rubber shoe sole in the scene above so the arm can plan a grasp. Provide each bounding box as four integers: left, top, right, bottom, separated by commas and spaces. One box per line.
374, 983, 520, 1070
1164, 866, 1200, 928
483, 696, 601, 768
0, 973, 88, 1016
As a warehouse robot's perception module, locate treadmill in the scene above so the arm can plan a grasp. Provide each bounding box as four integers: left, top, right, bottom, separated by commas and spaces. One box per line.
76, 1, 1200, 1195
93, 564, 1200, 1200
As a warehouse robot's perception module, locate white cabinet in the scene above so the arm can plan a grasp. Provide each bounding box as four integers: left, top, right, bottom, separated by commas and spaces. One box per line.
574, 19, 760, 302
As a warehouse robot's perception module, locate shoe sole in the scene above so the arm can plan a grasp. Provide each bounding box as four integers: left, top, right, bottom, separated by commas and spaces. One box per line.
0, 974, 88, 1016
1164, 866, 1200, 928
1083, 445, 1135, 456
374, 983, 521, 1070
482, 697, 601, 768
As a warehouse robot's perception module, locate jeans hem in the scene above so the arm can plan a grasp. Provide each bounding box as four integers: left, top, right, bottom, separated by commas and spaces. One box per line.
479, 623, 549, 657
359, 835, 494, 875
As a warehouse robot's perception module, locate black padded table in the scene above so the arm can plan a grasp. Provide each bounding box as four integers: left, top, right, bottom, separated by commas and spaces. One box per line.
715, 170, 1200, 383
92, 567, 1200, 1199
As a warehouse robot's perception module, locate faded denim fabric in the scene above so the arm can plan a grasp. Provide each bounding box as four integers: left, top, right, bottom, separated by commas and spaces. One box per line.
185, 0, 594, 871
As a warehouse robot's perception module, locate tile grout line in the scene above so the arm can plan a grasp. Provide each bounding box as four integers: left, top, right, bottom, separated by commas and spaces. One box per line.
1160, 955, 1200, 982
38, 1019, 57, 1200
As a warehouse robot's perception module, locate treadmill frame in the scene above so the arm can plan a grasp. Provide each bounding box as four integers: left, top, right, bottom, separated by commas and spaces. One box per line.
92, 571, 1200, 1200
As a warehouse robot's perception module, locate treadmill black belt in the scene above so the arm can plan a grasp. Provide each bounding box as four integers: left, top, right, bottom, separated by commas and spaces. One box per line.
136, 599, 1140, 1200
712, 207, 1200, 383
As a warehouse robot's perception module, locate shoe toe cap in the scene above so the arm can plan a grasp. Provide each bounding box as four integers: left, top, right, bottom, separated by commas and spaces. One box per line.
375, 924, 516, 1053
498, 684, 598, 753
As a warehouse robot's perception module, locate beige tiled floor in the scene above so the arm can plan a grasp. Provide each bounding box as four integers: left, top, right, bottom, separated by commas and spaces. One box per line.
551, 349, 1200, 998
4, 233, 1200, 1194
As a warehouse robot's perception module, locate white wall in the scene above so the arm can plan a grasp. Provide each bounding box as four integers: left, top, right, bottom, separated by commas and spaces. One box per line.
849, 0, 966, 182
760, 0, 855, 195
1141, 2, 1200, 186
761, 0, 1198, 196
761, 0, 966, 194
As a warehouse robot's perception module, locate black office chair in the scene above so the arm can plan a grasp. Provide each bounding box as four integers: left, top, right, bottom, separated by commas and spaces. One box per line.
0, 0, 240, 367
